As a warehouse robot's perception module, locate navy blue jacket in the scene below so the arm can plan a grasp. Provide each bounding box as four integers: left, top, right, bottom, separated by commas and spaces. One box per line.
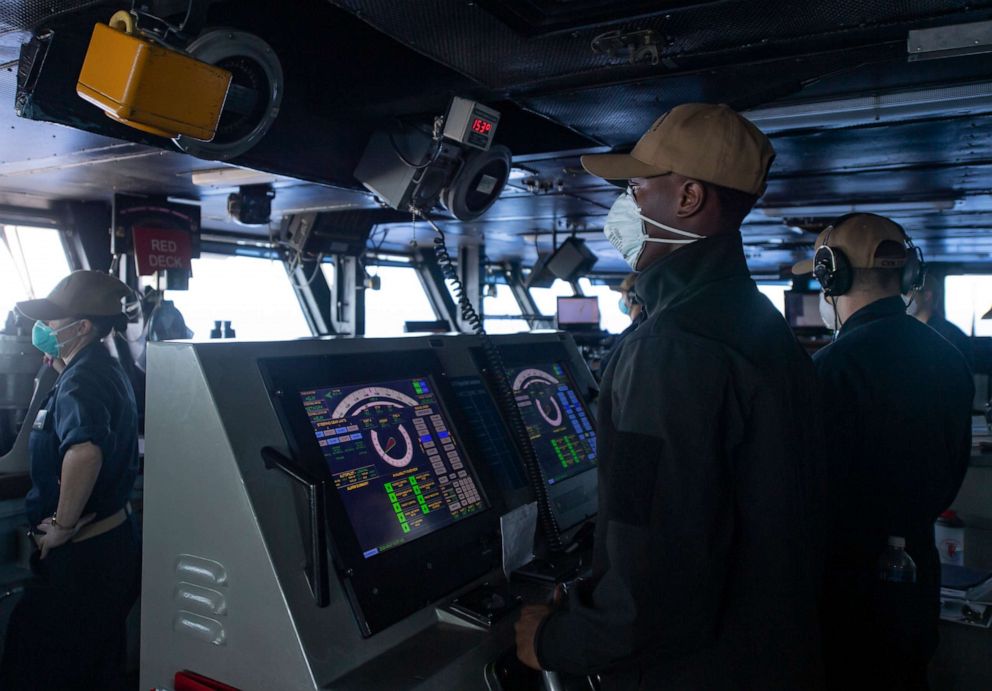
26, 341, 139, 526
815, 296, 972, 679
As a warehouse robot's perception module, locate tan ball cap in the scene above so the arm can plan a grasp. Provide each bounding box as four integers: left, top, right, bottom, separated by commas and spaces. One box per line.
16, 270, 130, 321
791, 213, 909, 275
580, 103, 775, 195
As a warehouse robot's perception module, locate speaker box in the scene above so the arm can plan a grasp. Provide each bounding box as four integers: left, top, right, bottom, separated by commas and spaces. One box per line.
546, 237, 597, 282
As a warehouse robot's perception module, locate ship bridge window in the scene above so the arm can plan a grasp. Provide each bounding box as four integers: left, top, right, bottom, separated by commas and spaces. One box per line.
482, 283, 529, 334
0, 225, 72, 321
364, 265, 438, 337
163, 253, 310, 340
529, 279, 575, 318
577, 278, 629, 334
945, 275, 992, 337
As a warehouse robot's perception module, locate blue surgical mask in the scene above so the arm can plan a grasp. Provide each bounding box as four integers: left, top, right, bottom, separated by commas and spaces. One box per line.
603, 190, 705, 270
618, 296, 631, 316
31, 320, 83, 358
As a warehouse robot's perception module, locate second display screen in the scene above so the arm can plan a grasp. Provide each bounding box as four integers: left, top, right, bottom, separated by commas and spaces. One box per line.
509, 362, 598, 486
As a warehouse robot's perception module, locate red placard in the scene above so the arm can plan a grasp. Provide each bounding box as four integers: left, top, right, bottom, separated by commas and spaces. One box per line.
132, 226, 193, 276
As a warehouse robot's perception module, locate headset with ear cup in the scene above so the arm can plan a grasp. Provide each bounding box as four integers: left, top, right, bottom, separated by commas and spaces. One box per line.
812, 221, 852, 298
812, 214, 926, 297
900, 242, 926, 295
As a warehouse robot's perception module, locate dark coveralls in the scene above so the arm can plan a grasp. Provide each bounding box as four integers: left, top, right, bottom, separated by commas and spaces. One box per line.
599, 310, 646, 378
815, 297, 973, 691
926, 314, 973, 370
535, 234, 827, 690
0, 341, 141, 691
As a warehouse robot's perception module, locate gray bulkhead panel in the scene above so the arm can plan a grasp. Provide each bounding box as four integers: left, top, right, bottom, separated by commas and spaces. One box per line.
140, 334, 585, 689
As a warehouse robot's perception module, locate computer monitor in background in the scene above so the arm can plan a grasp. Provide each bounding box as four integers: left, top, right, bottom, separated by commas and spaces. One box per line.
784, 291, 823, 329
557, 296, 600, 331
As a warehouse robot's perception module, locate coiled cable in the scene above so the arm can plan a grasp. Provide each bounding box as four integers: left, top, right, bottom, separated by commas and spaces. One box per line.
414, 209, 563, 554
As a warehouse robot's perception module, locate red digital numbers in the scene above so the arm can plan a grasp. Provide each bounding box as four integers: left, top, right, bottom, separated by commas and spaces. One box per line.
472, 118, 493, 135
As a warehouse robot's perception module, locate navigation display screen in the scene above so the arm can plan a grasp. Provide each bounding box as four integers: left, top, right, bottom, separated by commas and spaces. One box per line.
300, 376, 487, 559
509, 362, 597, 485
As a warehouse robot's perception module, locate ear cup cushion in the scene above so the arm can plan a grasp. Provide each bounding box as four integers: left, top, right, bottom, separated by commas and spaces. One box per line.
901, 246, 926, 294
814, 245, 853, 297
813, 247, 834, 292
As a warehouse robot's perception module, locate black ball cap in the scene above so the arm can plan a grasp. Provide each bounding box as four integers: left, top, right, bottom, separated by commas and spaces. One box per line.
16, 270, 129, 322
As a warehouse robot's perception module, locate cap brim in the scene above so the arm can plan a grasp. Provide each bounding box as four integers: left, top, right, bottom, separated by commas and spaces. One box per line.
580, 153, 669, 181
791, 259, 814, 275
15, 298, 70, 322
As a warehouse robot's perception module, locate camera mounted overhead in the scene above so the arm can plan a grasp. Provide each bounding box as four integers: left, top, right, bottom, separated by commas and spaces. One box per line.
354, 97, 511, 222
227, 184, 274, 225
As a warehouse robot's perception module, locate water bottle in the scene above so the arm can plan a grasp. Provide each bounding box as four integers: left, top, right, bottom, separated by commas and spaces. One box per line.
878, 536, 917, 583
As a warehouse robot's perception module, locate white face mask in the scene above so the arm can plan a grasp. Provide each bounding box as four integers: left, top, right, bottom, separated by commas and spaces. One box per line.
603, 190, 704, 270
819, 292, 838, 331
903, 292, 919, 316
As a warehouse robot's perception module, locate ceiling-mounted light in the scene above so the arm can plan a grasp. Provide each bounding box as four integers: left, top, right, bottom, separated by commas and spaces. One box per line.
908, 20, 992, 61
761, 200, 957, 218
191, 167, 285, 186
745, 81, 992, 132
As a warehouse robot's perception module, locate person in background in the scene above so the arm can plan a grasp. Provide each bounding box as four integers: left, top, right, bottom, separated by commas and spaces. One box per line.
516, 103, 825, 689
909, 272, 973, 369
616, 272, 643, 324
598, 273, 646, 376
793, 213, 972, 691
1, 270, 141, 691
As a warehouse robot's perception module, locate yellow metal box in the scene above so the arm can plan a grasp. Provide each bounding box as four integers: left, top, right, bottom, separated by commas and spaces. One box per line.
76, 23, 232, 141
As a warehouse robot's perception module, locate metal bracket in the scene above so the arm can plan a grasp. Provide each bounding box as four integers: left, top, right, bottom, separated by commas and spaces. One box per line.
414, 247, 462, 332
330, 255, 364, 335
260, 447, 330, 608
591, 29, 661, 66
504, 261, 552, 329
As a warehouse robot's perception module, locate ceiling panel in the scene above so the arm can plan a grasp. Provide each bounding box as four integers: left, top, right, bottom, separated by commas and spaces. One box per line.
0, 0, 990, 274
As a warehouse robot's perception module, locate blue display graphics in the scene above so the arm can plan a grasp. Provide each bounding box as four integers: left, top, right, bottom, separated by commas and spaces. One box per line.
509, 363, 597, 485
300, 377, 486, 559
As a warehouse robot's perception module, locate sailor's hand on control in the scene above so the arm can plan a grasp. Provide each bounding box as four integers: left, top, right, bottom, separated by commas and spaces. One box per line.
35, 513, 95, 558
515, 604, 551, 671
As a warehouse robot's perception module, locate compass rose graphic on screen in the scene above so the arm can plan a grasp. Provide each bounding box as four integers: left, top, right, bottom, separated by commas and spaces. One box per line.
513, 368, 563, 426
331, 386, 418, 467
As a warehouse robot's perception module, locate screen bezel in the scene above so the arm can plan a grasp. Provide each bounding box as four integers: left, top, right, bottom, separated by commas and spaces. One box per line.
259, 350, 501, 636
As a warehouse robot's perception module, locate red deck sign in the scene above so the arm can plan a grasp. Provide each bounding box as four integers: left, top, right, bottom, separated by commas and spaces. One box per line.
132, 226, 193, 275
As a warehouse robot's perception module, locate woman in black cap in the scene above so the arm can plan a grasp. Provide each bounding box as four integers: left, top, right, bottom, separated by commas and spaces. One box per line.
1, 270, 141, 691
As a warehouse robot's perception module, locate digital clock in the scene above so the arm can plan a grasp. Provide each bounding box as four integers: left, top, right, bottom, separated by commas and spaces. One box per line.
443, 97, 500, 150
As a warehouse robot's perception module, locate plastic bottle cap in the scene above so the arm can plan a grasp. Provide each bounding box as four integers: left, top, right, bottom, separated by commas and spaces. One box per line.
888, 536, 906, 548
